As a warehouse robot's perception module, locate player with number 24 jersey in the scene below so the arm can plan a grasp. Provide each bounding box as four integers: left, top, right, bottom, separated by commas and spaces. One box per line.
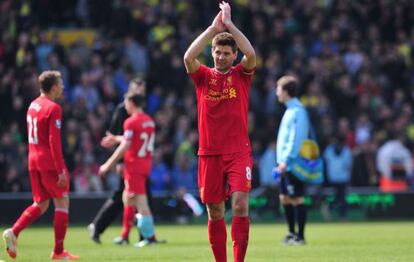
123, 113, 155, 194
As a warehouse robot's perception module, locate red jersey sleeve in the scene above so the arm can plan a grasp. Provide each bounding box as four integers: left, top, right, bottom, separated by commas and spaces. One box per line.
48, 105, 66, 173
123, 118, 134, 142
235, 63, 255, 80
189, 65, 210, 87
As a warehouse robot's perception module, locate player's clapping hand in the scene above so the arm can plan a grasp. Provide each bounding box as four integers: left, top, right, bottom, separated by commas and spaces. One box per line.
219, 1, 232, 26
211, 11, 226, 32
98, 164, 109, 177
101, 131, 117, 148
57, 170, 68, 188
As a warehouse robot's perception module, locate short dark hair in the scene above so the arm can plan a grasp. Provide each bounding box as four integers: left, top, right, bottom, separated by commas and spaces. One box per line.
130, 78, 146, 87
128, 78, 146, 95
212, 32, 237, 53
277, 75, 298, 97
38, 71, 62, 93
125, 92, 146, 108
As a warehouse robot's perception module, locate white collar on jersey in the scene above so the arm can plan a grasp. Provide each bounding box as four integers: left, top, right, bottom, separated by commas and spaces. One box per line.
213, 67, 233, 75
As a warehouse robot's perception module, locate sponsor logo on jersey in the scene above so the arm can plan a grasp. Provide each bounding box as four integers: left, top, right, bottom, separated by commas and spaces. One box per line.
55, 119, 61, 129
205, 87, 237, 101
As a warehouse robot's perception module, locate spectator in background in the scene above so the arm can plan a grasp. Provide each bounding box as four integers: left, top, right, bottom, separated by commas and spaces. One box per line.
257, 140, 279, 219
259, 140, 277, 188
123, 35, 148, 76
376, 130, 413, 192
352, 141, 378, 187
337, 117, 356, 149
355, 113, 372, 146
72, 72, 100, 112
171, 152, 202, 223
323, 134, 353, 220
35, 32, 53, 71
72, 153, 103, 194
149, 148, 171, 194
1, 166, 24, 192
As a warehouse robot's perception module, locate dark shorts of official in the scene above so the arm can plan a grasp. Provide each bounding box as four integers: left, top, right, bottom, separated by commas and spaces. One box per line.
279, 172, 305, 197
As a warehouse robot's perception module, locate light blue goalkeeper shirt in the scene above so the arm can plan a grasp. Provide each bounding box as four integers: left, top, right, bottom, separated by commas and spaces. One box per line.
276, 98, 310, 168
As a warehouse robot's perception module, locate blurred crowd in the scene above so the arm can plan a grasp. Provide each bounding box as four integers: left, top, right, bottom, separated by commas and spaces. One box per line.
1, 0, 414, 195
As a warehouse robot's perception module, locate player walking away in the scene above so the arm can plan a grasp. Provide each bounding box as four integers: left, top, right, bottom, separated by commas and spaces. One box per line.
2, 71, 79, 260
184, 2, 256, 261
275, 76, 310, 245
98, 91, 163, 247
87, 79, 148, 244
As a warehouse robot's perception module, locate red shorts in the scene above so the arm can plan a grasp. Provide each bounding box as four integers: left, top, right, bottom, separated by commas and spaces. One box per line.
124, 169, 148, 195
29, 170, 70, 203
198, 151, 253, 204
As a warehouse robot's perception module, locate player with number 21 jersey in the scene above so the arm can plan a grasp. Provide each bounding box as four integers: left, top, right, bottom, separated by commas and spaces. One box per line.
27, 95, 68, 197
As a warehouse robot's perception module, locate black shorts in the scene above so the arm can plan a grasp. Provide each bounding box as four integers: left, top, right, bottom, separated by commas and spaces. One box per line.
279, 172, 305, 197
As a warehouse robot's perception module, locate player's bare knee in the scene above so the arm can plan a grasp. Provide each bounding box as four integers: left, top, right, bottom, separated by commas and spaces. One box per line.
279, 194, 291, 205
232, 203, 248, 216
35, 200, 50, 214
232, 199, 248, 216
206, 203, 224, 220
231, 192, 249, 216
54, 198, 69, 210
124, 198, 134, 206
292, 197, 304, 206
137, 204, 151, 216
122, 192, 134, 205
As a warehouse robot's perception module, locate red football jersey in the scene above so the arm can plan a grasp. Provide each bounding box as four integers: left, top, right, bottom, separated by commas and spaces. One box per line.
27, 96, 66, 172
123, 112, 155, 174
190, 63, 255, 155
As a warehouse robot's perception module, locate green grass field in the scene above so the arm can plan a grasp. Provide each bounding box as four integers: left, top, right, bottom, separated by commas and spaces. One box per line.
1, 222, 414, 261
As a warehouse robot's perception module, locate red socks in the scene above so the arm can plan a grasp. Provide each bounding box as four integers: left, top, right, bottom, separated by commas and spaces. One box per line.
12, 204, 70, 255
121, 206, 135, 240
12, 204, 42, 237
231, 216, 249, 262
53, 208, 68, 254
208, 218, 227, 262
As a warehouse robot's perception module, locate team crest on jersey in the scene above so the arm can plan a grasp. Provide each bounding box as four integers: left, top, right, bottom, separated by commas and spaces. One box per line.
229, 88, 236, 98
55, 119, 61, 129
245, 166, 251, 180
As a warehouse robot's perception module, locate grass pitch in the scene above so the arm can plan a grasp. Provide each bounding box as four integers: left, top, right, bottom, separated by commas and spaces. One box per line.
1, 222, 414, 261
